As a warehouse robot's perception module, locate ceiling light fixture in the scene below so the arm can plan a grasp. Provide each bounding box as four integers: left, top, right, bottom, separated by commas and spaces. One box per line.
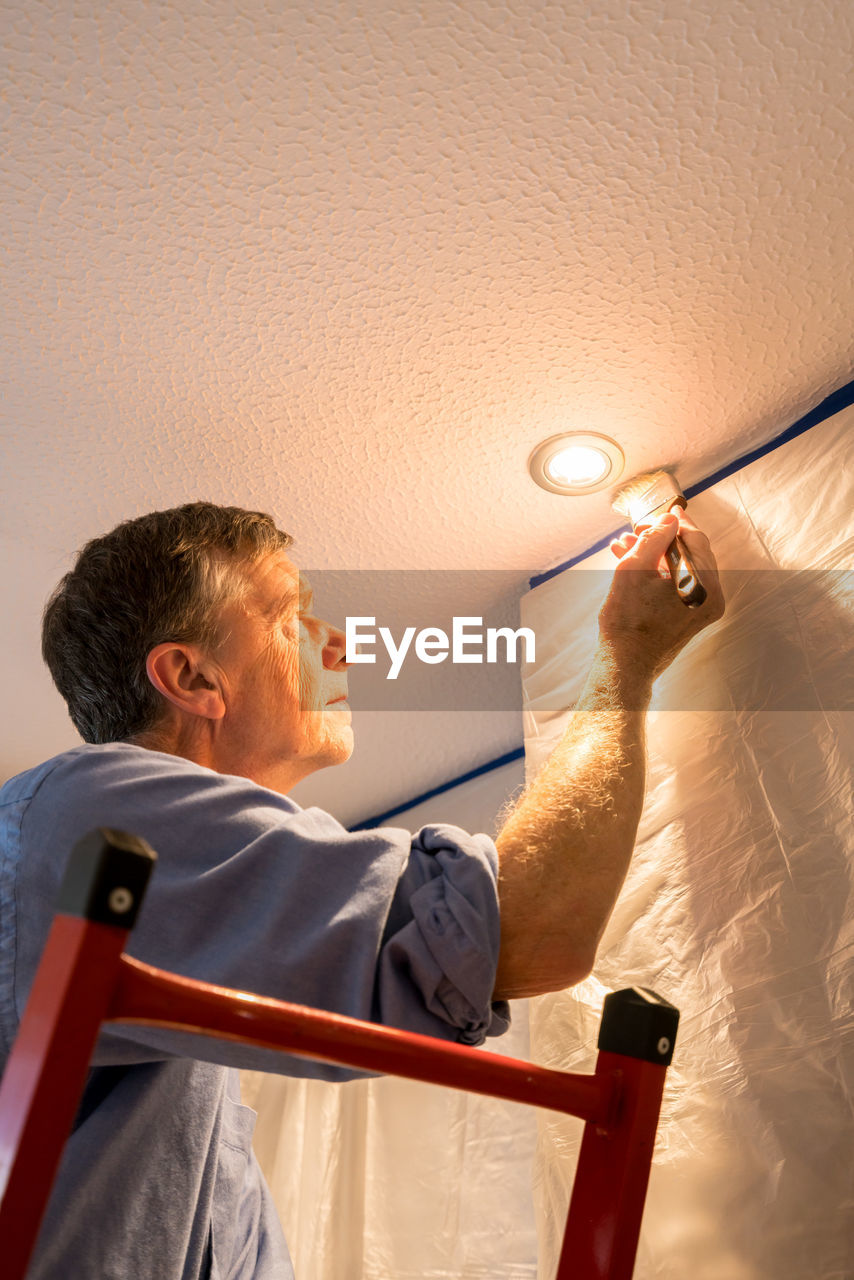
528, 432, 625, 495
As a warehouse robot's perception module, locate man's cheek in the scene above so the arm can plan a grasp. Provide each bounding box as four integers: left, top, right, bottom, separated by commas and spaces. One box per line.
294, 661, 321, 712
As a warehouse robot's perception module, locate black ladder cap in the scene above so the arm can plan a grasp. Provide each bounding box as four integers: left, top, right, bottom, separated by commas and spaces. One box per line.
598, 987, 680, 1066
56, 828, 157, 928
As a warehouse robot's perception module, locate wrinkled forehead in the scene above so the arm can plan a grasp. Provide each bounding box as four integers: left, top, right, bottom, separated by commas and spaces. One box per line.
234, 550, 312, 619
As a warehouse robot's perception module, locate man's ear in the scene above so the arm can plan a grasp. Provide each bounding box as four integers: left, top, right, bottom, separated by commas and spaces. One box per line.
145, 643, 226, 721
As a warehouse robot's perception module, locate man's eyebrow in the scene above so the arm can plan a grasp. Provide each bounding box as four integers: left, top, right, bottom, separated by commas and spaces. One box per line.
267, 583, 299, 619
270, 580, 313, 619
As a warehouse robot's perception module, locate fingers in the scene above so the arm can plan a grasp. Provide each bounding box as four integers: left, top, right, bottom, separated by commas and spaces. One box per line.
616, 509, 711, 567
626, 513, 680, 571
610, 516, 680, 579
599, 518, 725, 682
671, 508, 702, 535
609, 507, 725, 620
609, 531, 638, 559
660, 511, 726, 621
610, 508, 724, 619
675, 516, 719, 583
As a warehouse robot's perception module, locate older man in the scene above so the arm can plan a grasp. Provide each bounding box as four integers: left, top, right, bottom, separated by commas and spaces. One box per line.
0, 500, 722, 1278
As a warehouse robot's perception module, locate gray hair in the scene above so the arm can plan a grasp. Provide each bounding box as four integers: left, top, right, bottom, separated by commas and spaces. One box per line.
42, 502, 292, 744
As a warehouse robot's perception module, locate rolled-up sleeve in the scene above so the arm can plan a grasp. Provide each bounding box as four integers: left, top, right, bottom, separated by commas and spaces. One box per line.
378, 824, 510, 1043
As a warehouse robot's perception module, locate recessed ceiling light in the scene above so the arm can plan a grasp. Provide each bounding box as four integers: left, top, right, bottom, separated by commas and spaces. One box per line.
528, 432, 625, 495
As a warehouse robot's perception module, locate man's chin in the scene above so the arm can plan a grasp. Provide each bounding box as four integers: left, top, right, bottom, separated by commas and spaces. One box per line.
294, 711, 355, 772
322, 724, 354, 766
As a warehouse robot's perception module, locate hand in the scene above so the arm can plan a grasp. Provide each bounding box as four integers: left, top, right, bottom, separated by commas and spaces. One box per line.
598, 509, 725, 682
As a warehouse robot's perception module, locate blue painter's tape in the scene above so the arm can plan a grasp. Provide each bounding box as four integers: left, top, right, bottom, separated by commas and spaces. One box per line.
350, 746, 525, 831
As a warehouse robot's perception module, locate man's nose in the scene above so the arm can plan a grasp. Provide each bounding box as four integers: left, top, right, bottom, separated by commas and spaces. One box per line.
322, 621, 349, 669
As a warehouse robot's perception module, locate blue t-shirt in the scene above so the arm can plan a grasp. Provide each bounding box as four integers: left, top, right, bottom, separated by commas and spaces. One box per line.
0, 744, 509, 1279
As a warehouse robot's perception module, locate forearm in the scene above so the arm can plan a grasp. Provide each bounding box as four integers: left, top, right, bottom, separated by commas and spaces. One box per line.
493, 640, 653, 999
492, 510, 724, 1000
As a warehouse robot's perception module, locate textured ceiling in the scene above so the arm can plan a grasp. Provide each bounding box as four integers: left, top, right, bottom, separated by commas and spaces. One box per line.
3, 0, 852, 822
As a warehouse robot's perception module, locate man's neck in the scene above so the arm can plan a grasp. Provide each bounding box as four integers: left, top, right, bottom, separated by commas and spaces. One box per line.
129, 722, 309, 796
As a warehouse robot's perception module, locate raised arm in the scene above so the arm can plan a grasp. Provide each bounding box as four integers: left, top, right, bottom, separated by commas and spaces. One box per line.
493, 510, 724, 1000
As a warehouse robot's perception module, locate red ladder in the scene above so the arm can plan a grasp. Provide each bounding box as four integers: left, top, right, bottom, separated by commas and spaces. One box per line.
0, 829, 678, 1279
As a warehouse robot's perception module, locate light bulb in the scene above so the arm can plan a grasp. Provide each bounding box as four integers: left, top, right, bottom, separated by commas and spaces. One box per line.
545, 445, 611, 488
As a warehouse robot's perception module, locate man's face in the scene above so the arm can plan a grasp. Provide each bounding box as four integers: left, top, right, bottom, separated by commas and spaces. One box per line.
209, 551, 353, 790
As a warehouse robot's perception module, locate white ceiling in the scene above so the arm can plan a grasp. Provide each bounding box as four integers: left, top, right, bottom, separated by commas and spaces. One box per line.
3, 0, 852, 824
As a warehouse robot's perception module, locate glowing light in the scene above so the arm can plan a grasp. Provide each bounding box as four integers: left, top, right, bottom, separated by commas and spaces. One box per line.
528, 433, 625, 495
545, 445, 611, 488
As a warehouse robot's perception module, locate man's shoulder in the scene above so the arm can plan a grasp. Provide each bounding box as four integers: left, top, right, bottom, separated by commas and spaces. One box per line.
1, 743, 207, 807
0, 745, 308, 852
1, 744, 353, 862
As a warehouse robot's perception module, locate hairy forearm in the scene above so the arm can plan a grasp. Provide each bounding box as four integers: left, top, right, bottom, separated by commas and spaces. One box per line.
493, 640, 653, 1000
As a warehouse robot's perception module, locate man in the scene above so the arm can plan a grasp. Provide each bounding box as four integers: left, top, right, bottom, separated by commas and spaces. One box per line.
0, 500, 723, 1278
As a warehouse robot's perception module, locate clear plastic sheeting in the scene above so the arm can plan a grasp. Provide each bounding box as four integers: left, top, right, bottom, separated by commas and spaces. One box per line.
241, 758, 538, 1280
242, 1008, 538, 1280
521, 407, 854, 1279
